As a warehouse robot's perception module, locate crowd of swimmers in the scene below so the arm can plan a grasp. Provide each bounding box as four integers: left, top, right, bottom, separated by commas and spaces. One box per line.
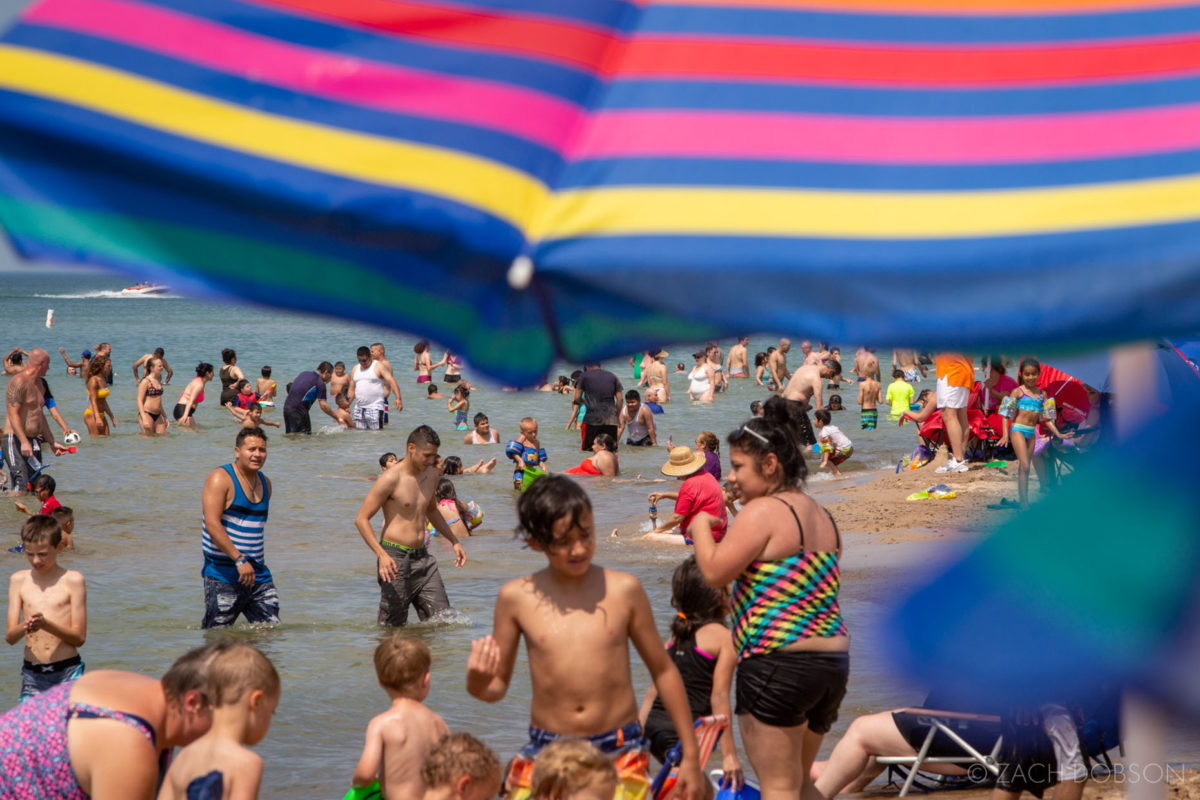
0, 336, 1104, 800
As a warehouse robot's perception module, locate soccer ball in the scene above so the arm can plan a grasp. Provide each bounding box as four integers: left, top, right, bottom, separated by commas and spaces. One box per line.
63, 431, 81, 445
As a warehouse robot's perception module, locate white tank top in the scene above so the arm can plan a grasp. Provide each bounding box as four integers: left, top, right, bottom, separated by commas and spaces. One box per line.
621, 405, 650, 441
352, 363, 387, 409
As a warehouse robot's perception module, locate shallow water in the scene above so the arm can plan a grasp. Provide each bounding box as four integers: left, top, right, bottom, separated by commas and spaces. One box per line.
2, 269, 1194, 796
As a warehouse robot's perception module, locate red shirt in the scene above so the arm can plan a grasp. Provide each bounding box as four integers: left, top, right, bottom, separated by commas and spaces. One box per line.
676, 472, 728, 543
40, 495, 62, 515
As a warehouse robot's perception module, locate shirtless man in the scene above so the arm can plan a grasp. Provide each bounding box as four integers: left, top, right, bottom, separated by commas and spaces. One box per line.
330, 362, 352, 399
371, 342, 404, 416
806, 341, 831, 367
4, 349, 68, 495
132, 347, 173, 384
463, 413, 499, 445
767, 338, 792, 389
726, 336, 750, 379
355, 426, 466, 626
892, 348, 927, 383
852, 347, 880, 382
781, 359, 843, 446
638, 350, 671, 402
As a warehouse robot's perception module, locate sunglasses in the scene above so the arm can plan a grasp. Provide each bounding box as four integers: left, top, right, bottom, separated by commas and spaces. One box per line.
733, 422, 771, 446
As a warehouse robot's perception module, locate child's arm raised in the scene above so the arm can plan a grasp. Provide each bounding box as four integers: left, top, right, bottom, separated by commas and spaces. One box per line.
627, 579, 704, 800
466, 584, 521, 702
5, 573, 27, 645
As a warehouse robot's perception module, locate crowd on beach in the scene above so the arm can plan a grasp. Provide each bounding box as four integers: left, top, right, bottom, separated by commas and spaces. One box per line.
0, 335, 1110, 800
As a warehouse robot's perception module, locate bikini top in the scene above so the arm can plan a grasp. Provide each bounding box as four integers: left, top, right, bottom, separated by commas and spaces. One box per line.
731, 497, 847, 661
144, 381, 164, 398
999, 391, 1056, 421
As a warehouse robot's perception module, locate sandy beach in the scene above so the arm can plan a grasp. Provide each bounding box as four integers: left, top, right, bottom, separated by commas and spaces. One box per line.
827, 447, 1018, 543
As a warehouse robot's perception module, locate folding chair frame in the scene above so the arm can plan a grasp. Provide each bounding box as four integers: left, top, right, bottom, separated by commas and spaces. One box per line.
874, 709, 1003, 797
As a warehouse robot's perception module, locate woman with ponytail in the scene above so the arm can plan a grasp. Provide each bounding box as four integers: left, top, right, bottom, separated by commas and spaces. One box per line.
639, 555, 742, 787
689, 396, 849, 800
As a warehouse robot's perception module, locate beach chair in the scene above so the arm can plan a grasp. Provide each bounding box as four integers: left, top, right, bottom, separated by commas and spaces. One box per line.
874, 708, 1003, 797
648, 714, 729, 800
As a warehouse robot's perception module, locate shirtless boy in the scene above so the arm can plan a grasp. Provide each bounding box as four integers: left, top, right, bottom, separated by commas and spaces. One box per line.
422, 733, 502, 800
352, 634, 450, 800
726, 336, 750, 379
467, 476, 704, 800
6, 514, 86, 698
256, 366, 277, 403
131, 347, 172, 384
355, 426, 467, 626
857, 374, 883, 431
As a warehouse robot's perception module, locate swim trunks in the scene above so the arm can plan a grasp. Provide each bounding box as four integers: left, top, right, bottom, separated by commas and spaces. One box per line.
353, 406, 383, 431
736, 650, 849, 731
20, 654, 84, 699
783, 400, 817, 447
377, 542, 452, 627
904, 368, 920, 383
506, 720, 650, 800
3, 433, 41, 493
860, 409, 878, 430
202, 577, 280, 628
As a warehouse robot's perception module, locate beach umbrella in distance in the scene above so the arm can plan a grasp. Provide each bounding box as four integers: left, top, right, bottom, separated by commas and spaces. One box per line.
886, 385, 1200, 721
1035, 365, 1090, 425
1048, 343, 1200, 411
3, 2, 1200, 382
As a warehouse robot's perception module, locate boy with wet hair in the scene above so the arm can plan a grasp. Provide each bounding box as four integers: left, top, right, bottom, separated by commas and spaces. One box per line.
5, 514, 87, 698
422, 733, 502, 800
256, 365, 276, 403
467, 476, 703, 800
380, 452, 399, 471
353, 633, 450, 800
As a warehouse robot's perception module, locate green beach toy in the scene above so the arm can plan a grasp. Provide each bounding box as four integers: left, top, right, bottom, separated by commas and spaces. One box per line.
520, 465, 546, 492
342, 781, 382, 800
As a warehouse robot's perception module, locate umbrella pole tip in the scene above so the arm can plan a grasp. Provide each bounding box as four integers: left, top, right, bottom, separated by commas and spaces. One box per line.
508, 255, 534, 290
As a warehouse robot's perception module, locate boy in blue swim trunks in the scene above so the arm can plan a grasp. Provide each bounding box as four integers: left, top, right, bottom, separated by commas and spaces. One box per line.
467, 477, 704, 800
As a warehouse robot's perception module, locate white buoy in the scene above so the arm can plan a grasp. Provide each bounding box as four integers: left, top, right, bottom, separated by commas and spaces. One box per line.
45, 309, 54, 328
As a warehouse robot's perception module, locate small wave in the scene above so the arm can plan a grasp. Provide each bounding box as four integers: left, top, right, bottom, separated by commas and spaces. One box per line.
33, 290, 179, 299
316, 424, 347, 435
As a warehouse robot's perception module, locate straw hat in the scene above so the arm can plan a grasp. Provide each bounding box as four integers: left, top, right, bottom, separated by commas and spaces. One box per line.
654, 350, 669, 359
661, 446, 707, 477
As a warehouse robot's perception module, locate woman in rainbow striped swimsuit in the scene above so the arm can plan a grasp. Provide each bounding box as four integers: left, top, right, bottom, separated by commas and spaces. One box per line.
689, 396, 850, 800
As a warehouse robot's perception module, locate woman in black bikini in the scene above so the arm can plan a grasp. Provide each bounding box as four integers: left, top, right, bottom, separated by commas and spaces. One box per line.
137, 357, 169, 435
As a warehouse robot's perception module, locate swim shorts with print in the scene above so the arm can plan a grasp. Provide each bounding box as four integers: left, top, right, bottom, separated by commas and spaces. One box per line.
202, 577, 280, 628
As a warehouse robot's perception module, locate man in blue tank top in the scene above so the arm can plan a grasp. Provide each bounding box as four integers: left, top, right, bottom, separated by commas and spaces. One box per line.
199, 427, 278, 628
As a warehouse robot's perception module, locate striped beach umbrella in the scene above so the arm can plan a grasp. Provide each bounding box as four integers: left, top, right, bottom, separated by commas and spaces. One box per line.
3, 1, 1200, 381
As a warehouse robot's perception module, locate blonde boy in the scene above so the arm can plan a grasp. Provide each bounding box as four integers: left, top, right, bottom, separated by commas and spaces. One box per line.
421, 733, 502, 800
5, 514, 86, 698
354, 634, 450, 800
505, 417, 548, 490
158, 641, 281, 800
467, 476, 703, 800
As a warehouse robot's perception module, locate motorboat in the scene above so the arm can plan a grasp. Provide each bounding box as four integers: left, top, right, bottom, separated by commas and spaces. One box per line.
120, 282, 169, 295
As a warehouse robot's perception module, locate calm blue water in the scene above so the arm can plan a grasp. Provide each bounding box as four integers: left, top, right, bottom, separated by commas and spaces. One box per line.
5, 268, 1186, 796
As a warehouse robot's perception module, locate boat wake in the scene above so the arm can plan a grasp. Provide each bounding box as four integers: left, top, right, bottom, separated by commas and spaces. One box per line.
34, 290, 179, 299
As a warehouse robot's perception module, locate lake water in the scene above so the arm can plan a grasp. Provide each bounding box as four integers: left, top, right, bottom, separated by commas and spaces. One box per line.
1, 268, 1190, 797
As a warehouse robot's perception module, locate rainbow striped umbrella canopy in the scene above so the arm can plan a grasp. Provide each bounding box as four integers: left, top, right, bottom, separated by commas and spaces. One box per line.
3, 0, 1200, 381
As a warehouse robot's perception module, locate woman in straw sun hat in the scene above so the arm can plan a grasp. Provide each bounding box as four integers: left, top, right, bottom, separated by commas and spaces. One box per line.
647, 446, 728, 544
